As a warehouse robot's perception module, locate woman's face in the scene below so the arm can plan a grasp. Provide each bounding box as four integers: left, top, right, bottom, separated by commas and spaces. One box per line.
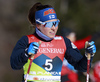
36, 19, 58, 38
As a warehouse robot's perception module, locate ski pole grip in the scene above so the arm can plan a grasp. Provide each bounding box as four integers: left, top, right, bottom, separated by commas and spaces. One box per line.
31, 41, 41, 59
85, 41, 91, 60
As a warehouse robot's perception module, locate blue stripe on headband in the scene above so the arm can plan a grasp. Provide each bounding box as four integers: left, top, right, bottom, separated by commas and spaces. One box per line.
35, 8, 57, 22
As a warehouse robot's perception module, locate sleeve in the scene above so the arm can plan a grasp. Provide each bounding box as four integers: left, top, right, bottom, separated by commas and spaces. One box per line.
10, 36, 29, 70
63, 37, 93, 72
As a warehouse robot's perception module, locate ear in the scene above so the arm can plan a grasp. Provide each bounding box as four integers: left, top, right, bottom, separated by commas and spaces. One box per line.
36, 24, 40, 29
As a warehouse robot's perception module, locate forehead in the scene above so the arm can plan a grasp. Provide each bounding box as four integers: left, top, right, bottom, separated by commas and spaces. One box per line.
45, 19, 58, 22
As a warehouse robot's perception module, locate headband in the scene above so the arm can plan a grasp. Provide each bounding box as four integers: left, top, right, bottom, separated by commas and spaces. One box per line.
35, 8, 57, 22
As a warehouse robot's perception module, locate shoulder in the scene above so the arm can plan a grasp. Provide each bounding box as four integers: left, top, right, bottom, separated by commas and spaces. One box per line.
54, 36, 71, 45
54, 35, 63, 40
63, 36, 77, 49
19, 35, 28, 42
63, 36, 71, 42
17, 35, 28, 45
62, 36, 72, 47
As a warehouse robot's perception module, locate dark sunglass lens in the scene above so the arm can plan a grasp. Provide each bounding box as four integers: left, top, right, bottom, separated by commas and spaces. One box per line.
53, 22, 57, 26
43, 23, 47, 27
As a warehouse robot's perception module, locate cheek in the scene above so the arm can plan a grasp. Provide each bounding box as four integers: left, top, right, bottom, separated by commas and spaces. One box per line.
54, 26, 58, 33
56, 26, 58, 31
41, 27, 50, 34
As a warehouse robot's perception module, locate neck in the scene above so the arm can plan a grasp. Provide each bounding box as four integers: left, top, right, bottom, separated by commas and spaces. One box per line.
35, 27, 53, 41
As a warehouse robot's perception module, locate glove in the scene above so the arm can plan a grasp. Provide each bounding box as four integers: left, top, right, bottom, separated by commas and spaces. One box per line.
85, 41, 96, 57
27, 42, 39, 55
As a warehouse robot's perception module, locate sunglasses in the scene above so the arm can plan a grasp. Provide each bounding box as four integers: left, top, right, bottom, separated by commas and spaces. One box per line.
35, 19, 60, 28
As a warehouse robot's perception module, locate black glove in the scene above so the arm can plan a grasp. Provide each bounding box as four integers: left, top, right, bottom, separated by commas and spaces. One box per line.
85, 41, 96, 57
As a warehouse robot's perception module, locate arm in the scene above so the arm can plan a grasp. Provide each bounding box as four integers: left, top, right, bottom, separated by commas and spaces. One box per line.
10, 36, 29, 70
63, 37, 93, 72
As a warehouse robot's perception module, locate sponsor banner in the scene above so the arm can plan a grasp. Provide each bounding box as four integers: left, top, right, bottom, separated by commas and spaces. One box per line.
24, 75, 61, 81
30, 71, 61, 76
37, 48, 64, 54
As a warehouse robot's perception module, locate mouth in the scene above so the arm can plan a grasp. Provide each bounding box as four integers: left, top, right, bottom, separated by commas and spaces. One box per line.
50, 32, 55, 35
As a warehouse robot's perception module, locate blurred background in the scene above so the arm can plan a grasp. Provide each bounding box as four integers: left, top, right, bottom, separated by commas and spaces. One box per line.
0, 0, 100, 82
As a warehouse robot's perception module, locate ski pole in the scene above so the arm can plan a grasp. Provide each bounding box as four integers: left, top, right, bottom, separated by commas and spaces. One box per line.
24, 41, 41, 82
85, 41, 91, 82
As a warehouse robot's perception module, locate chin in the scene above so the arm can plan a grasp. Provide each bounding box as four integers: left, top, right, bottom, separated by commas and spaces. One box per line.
49, 36, 54, 39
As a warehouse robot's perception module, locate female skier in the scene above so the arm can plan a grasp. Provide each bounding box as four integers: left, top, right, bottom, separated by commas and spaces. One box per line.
10, 2, 96, 82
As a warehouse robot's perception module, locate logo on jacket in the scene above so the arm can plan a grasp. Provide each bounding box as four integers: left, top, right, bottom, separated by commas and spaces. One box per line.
41, 43, 54, 47
30, 36, 34, 39
54, 36, 62, 40
71, 42, 77, 49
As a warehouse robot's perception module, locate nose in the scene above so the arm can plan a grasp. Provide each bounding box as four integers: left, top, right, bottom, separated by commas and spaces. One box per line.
51, 25, 56, 30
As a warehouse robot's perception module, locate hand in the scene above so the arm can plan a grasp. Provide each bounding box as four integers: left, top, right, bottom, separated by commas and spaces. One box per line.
27, 42, 39, 55
85, 41, 96, 57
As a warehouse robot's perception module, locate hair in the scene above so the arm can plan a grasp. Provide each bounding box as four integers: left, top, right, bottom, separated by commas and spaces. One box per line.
28, 2, 53, 25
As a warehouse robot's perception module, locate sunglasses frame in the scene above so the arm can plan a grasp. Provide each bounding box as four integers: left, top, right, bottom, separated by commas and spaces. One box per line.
35, 19, 60, 28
